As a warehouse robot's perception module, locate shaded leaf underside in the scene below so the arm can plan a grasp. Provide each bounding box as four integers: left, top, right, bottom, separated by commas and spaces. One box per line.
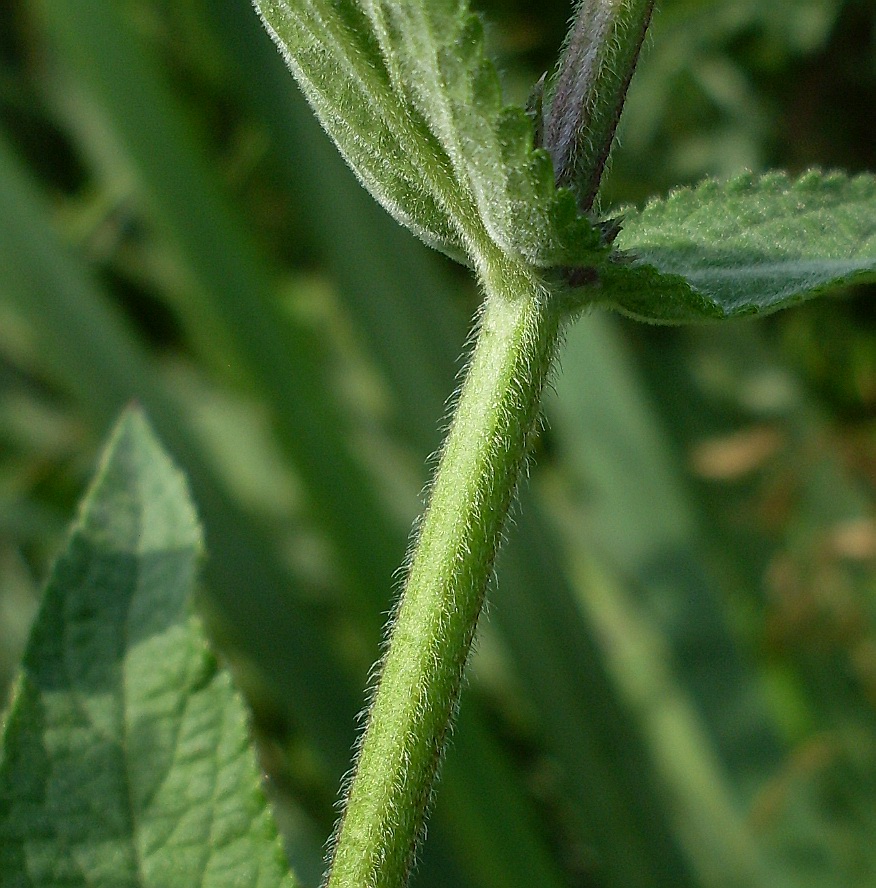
255, 0, 606, 269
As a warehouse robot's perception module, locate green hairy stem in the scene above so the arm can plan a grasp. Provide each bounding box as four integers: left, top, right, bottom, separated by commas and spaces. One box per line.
325, 255, 563, 888
253, 0, 876, 886
323, 2, 658, 886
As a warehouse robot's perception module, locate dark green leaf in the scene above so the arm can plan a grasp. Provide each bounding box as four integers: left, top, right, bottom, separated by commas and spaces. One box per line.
0, 410, 297, 888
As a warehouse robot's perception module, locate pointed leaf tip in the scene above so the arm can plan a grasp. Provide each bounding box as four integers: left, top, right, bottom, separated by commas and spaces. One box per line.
79, 406, 201, 556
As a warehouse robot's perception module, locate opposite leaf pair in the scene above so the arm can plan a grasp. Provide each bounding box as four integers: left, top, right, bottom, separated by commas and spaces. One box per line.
257, 0, 876, 321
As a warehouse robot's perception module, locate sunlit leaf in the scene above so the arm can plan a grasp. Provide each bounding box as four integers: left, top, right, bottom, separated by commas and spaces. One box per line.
601, 170, 876, 322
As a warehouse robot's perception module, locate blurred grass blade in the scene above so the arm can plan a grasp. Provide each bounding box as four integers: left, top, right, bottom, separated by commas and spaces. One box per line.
553, 311, 786, 785
547, 312, 787, 884
32, 0, 406, 614
0, 129, 357, 798
494, 506, 700, 888
0, 408, 297, 888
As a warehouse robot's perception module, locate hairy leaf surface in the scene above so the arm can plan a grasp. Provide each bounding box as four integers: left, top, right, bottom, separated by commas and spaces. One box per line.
602, 171, 876, 322
254, 0, 606, 269
0, 409, 296, 888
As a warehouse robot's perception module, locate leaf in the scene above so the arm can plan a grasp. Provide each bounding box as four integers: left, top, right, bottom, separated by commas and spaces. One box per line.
254, 0, 607, 269
0, 409, 297, 888
601, 170, 876, 322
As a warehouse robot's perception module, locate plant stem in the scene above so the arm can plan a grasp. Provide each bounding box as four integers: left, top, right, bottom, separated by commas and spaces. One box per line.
545, 0, 655, 209
324, 254, 563, 888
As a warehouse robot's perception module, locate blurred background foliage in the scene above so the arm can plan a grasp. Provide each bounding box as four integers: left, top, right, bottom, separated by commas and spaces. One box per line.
1, 0, 875, 886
